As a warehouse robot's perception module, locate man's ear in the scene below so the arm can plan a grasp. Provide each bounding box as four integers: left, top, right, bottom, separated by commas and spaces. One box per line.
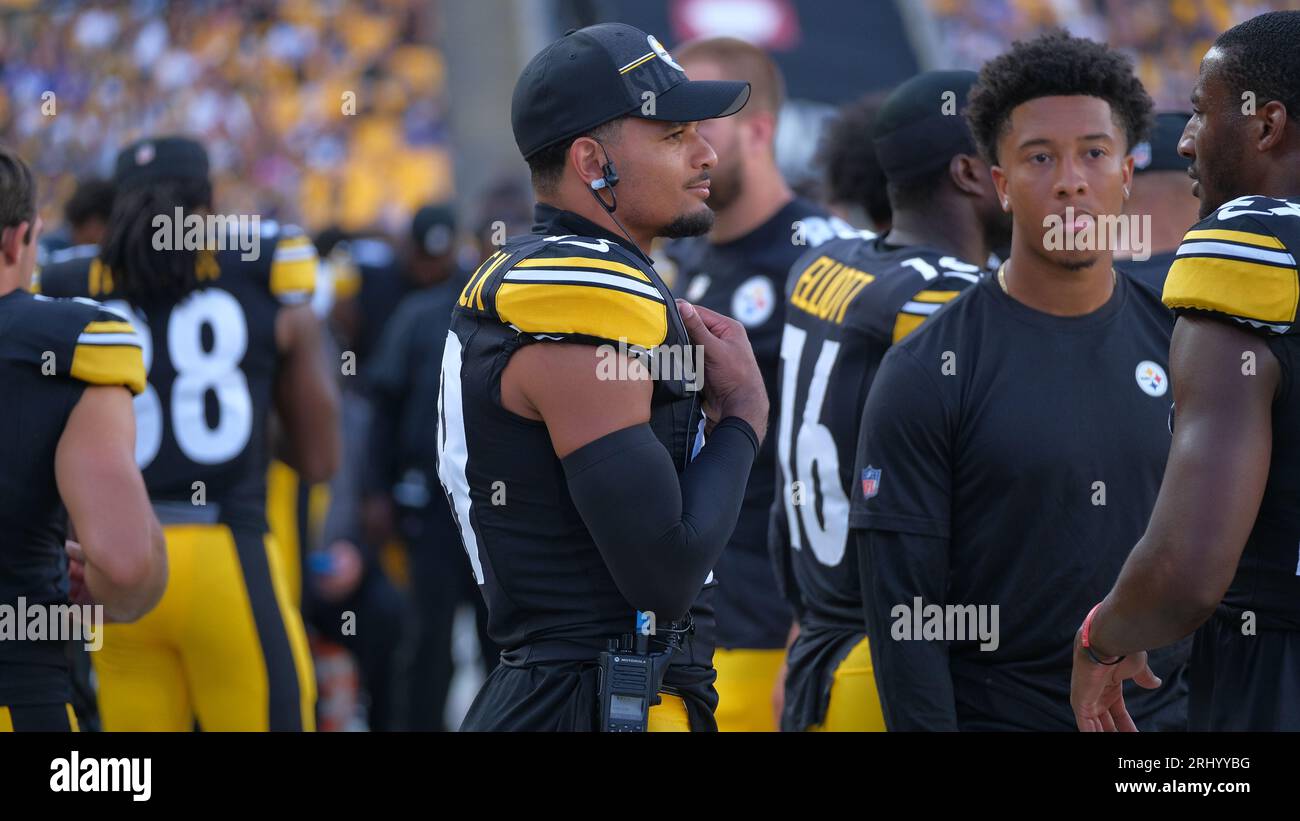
743, 112, 778, 153
0, 221, 29, 264
950, 154, 990, 198
1258, 99, 1288, 153
990, 164, 1010, 212
568, 136, 608, 189
1120, 152, 1135, 196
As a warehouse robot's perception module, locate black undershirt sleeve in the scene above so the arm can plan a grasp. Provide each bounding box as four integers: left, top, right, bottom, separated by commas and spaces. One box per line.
857, 528, 959, 731
562, 417, 759, 622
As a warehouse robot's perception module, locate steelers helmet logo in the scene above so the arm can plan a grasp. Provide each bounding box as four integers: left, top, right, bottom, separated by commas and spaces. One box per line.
732, 275, 776, 327
1135, 360, 1168, 397
648, 35, 684, 72
135, 142, 156, 166
1132, 141, 1152, 171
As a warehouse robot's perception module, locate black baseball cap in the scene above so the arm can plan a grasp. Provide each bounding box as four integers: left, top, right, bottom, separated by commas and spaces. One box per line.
872, 70, 980, 184
411, 203, 456, 256
1132, 112, 1191, 174
114, 136, 210, 193
511, 23, 751, 160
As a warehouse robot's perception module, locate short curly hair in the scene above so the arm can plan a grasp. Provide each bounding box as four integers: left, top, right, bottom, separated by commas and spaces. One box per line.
966, 30, 1153, 166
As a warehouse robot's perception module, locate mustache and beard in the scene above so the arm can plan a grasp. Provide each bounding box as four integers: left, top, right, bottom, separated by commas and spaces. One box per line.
662, 209, 716, 238
658, 170, 722, 238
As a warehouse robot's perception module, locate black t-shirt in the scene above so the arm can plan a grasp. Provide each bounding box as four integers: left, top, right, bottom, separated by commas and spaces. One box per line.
850, 270, 1190, 731
665, 199, 858, 649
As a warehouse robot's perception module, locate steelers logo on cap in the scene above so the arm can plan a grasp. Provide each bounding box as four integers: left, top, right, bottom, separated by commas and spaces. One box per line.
135, 142, 156, 166
648, 35, 683, 71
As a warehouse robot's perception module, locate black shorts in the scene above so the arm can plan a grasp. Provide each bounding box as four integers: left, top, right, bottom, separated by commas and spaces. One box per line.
1188, 606, 1300, 731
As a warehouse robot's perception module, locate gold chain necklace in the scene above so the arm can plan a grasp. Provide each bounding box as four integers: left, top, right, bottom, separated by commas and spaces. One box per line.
997, 262, 1116, 294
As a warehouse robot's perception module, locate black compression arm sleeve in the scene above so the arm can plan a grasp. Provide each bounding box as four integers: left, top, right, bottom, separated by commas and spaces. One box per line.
562, 417, 759, 621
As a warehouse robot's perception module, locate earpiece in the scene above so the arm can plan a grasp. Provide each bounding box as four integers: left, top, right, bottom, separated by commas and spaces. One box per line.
590, 153, 619, 191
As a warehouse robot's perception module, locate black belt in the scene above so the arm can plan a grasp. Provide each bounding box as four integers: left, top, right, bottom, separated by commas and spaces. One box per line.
499, 615, 697, 668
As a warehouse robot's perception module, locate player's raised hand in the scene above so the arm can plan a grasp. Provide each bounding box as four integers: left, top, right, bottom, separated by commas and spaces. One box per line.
1070, 630, 1162, 732
676, 299, 768, 444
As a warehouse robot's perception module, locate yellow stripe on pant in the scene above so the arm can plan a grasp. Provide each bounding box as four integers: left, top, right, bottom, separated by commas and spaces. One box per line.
0, 703, 79, 732
265, 460, 331, 610
265, 460, 303, 608
92, 523, 316, 731
809, 636, 886, 732
713, 647, 787, 732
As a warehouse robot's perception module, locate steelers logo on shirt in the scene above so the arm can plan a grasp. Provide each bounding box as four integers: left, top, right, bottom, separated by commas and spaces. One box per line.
1135, 360, 1168, 397
732, 275, 776, 327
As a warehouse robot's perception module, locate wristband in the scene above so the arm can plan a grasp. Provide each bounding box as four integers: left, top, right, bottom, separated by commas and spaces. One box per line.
1081, 601, 1125, 666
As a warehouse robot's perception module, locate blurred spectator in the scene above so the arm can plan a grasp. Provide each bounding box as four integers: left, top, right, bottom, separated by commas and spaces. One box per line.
0, 0, 451, 238
925, 0, 1288, 110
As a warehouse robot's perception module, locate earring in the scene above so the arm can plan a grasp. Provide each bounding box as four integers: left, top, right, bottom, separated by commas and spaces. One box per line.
1123, 186, 1130, 197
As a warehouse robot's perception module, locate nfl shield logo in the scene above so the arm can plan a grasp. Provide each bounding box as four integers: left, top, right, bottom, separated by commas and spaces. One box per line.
861, 467, 881, 500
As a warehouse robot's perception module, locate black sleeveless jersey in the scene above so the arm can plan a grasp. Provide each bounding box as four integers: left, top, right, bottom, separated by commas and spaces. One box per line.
0, 288, 145, 705
1163, 194, 1300, 629
436, 205, 716, 685
38, 224, 317, 531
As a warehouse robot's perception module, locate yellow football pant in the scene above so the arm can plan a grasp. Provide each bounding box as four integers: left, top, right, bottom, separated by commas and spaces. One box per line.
809, 636, 886, 732
713, 647, 786, 732
647, 694, 691, 732
93, 523, 316, 731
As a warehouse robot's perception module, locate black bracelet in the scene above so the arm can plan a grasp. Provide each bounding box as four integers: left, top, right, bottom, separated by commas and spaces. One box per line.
1084, 644, 1125, 666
